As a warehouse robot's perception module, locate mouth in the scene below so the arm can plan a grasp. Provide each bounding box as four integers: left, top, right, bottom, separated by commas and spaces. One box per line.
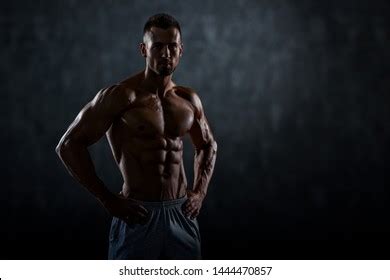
159, 60, 172, 65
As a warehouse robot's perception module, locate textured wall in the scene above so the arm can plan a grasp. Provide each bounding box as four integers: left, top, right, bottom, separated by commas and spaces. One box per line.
1, 0, 389, 259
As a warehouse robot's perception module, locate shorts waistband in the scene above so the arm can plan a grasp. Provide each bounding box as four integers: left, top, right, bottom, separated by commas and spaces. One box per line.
127, 195, 187, 208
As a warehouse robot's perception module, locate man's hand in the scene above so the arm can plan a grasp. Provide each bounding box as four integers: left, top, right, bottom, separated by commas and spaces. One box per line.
103, 192, 149, 225
182, 190, 205, 219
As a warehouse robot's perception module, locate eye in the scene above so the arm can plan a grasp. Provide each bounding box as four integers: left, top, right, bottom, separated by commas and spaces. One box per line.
169, 44, 178, 50
152, 43, 163, 49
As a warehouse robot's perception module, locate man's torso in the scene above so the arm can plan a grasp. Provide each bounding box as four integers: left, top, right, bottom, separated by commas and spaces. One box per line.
106, 74, 196, 201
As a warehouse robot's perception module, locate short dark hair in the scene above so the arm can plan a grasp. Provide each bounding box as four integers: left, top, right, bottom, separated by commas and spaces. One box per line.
143, 13, 182, 36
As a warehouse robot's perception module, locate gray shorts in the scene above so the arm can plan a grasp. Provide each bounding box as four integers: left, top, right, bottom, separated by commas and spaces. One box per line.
108, 196, 201, 259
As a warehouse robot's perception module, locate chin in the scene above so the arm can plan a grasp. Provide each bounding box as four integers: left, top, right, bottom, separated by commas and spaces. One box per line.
158, 67, 175, 76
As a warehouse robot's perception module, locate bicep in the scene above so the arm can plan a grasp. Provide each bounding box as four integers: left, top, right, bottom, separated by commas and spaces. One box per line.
189, 111, 215, 150
184, 91, 215, 149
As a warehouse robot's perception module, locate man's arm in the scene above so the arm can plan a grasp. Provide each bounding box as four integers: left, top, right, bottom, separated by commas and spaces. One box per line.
55, 85, 148, 222
183, 90, 217, 219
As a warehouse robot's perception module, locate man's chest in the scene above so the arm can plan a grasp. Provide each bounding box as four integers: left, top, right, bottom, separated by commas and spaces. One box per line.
119, 94, 194, 137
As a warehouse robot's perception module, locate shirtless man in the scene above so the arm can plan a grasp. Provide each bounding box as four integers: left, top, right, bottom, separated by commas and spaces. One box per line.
55, 14, 217, 259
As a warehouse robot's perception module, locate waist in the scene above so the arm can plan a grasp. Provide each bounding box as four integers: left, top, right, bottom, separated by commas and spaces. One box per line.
126, 195, 187, 208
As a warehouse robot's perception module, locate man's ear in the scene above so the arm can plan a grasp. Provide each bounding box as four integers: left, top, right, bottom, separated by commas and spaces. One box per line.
139, 43, 147, 57
179, 43, 184, 57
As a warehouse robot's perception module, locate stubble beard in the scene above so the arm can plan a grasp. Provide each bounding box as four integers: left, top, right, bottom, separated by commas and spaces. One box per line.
158, 65, 176, 77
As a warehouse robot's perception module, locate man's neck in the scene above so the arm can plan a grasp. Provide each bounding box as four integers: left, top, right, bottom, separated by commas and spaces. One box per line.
142, 68, 174, 97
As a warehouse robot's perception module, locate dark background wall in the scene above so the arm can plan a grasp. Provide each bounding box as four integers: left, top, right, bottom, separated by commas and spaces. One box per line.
1, 0, 388, 259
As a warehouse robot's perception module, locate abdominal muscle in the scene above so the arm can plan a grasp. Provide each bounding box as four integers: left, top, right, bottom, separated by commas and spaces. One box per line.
116, 136, 188, 201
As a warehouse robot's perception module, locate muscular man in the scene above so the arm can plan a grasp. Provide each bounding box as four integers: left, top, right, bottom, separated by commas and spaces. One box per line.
55, 13, 217, 259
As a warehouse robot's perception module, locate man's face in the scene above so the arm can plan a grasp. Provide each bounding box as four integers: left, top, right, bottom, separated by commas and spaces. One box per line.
141, 27, 183, 76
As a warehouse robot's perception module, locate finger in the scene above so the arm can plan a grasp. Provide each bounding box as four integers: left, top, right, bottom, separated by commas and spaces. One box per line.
185, 203, 196, 213
138, 204, 148, 212
136, 205, 148, 214
190, 210, 199, 219
135, 211, 147, 219
136, 209, 149, 217
182, 201, 190, 213
129, 205, 148, 216
186, 207, 196, 217
184, 199, 194, 209
183, 205, 192, 215
182, 200, 190, 208
139, 215, 149, 225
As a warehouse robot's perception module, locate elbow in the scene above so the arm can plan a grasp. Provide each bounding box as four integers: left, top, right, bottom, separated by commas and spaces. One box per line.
55, 140, 66, 158
211, 140, 217, 155
196, 140, 217, 155
212, 140, 217, 152
55, 138, 74, 159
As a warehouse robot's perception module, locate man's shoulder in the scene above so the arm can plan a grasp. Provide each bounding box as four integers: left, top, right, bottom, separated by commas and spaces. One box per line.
174, 85, 203, 117
97, 74, 142, 103
94, 83, 132, 104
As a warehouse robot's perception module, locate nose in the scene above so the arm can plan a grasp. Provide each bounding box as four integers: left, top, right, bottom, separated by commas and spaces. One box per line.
161, 45, 171, 58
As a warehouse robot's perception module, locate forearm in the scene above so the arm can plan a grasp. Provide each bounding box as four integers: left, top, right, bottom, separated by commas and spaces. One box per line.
55, 139, 114, 206
192, 140, 217, 197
